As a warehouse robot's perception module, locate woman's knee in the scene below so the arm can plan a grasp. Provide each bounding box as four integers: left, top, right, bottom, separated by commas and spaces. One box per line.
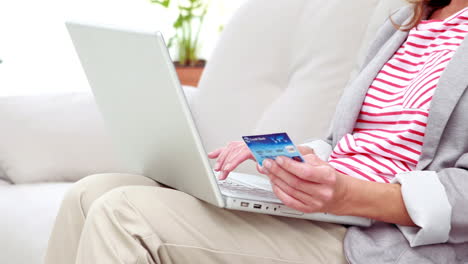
62, 173, 159, 216
83, 186, 172, 241
85, 185, 193, 229
76, 186, 175, 263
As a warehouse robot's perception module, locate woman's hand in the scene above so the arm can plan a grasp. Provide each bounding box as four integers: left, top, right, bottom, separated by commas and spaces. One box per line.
211, 144, 415, 225
208, 141, 315, 180
260, 154, 416, 226
260, 154, 349, 215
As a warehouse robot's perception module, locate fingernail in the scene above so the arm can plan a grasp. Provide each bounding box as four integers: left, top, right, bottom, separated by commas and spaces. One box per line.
215, 162, 221, 171
218, 171, 225, 180
276, 156, 284, 165
223, 163, 231, 171
263, 159, 272, 169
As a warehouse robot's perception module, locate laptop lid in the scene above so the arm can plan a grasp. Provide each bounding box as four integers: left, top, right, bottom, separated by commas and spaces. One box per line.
66, 21, 225, 208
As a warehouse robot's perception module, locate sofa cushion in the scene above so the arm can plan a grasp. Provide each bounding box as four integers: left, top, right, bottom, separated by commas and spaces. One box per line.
0, 92, 129, 184
194, 0, 394, 155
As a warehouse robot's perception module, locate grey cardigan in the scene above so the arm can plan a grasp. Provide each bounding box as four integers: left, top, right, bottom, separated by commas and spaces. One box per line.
302, 5, 468, 264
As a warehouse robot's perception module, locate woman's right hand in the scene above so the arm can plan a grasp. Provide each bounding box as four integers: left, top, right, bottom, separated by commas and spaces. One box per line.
208, 141, 315, 180
208, 141, 256, 180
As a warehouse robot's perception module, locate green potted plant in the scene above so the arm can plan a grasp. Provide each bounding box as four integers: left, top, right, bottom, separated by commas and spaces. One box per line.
151, 0, 209, 87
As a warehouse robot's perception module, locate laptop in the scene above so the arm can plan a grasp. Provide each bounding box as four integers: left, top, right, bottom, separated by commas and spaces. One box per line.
66, 21, 372, 227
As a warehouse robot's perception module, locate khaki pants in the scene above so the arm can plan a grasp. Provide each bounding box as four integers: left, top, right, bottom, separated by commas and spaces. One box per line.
45, 174, 346, 264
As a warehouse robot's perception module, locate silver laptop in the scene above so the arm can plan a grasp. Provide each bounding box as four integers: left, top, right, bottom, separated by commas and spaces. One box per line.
66, 21, 372, 227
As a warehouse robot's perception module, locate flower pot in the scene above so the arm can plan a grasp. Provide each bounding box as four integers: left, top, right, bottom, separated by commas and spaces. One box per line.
174, 60, 206, 87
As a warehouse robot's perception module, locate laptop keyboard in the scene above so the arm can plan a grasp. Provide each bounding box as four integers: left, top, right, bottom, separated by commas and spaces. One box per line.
218, 180, 279, 201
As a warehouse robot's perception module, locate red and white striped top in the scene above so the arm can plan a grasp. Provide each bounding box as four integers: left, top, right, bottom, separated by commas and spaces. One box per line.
329, 8, 468, 183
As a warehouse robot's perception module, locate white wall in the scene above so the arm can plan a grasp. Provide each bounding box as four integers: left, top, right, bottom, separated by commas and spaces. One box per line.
0, 0, 245, 96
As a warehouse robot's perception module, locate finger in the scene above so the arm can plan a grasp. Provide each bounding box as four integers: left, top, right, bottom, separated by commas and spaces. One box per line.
264, 159, 320, 193
217, 151, 239, 180
275, 156, 334, 184
257, 163, 267, 174
214, 144, 233, 171
217, 170, 230, 180
270, 176, 323, 213
298, 146, 315, 156
302, 153, 326, 166
271, 183, 312, 213
222, 146, 251, 171
208, 148, 224, 159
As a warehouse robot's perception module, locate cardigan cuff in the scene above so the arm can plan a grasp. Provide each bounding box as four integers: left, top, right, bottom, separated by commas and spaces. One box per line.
392, 170, 452, 247
300, 139, 333, 161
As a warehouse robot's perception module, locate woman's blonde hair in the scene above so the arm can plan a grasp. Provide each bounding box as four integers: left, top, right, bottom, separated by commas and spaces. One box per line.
395, 0, 451, 31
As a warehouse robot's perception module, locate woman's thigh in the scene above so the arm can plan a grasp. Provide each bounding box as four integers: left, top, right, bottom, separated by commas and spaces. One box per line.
77, 185, 347, 264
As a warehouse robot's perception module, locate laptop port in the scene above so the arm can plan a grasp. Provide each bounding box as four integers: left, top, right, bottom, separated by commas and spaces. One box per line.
240, 202, 249, 207
253, 204, 262, 209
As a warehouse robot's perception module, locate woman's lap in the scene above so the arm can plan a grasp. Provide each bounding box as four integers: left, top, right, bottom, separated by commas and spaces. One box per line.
46, 173, 347, 264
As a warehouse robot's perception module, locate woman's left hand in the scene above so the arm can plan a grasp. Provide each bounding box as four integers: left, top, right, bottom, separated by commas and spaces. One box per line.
261, 154, 349, 215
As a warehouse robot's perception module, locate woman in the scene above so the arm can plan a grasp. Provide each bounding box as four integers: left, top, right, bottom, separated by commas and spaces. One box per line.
45, 0, 468, 263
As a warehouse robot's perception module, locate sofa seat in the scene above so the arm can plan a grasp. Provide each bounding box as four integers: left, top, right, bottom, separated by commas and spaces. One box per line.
0, 183, 71, 263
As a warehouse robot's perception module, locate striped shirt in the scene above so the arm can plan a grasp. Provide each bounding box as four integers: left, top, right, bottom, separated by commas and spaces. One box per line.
329, 7, 468, 183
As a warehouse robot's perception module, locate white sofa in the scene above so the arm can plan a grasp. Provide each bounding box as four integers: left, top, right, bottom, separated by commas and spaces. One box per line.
0, 0, 406, 263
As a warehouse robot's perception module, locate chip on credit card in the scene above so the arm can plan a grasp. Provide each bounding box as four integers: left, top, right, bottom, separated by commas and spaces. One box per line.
242, 133, 304, 166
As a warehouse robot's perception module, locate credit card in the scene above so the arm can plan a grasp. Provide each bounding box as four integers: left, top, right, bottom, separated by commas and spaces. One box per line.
242, 132, 304, 166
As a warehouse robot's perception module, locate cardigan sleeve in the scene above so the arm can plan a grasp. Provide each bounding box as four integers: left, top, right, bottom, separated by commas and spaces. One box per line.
391, 171, 452, 247
300, 139, 333, 162
391, 153, 468, 247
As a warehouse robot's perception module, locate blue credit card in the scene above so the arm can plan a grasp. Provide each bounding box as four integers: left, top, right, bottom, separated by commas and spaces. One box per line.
242, 132, 304, 166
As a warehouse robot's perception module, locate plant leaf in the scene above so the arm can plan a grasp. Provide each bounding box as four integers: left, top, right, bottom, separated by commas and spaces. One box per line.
173, 14, 184, 28
167, 36, 176, 49
166, 0, 209, 65
150, 0, 170, 8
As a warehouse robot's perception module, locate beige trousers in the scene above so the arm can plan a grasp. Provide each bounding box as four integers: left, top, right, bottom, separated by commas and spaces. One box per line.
44, 173, 347, 264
